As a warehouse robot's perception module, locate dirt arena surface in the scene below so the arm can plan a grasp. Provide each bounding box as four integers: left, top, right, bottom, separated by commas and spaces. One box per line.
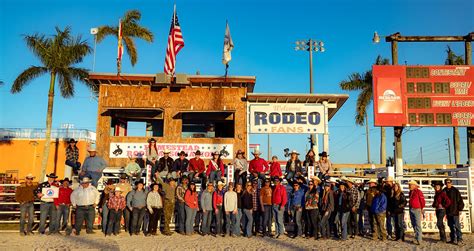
0, 232, 473, 250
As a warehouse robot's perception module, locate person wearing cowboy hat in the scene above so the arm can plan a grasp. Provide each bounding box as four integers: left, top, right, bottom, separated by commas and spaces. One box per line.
364, 178, 378, 237
285, 150, 303, 181
115, 174, 132, 232
200, 182, 215, 236
272, 176, 287, 238
155, 149, 173, 181
155, 175, 177, 235
65, 138, 81, 175
146, 138, 159, 163
188, 150, 207, 186
341, 177, 359, 238
408, 180, 425, 245
214, 180, 226, 236
70, 177, 100, 235
36, 173, 60, 235
233, 149, 249, 186
207, 151, 225, 184
320, 180, 334, 239
54, 178, 73, 232
106, 186, 127, 236
171, 151, 189, 180
81, 145, 107, 187
389, 182, 406, 242
305, 176, 321, 240
98, 179, 116, 233
125, 156, 142, 184
443, 178, 464, 245
431, 181, 450, 243
127, 180, 148, 236
316, 151, 333, 180
382, 176, 395, 239
249, 149, 269, 182
16, 173, 38, 236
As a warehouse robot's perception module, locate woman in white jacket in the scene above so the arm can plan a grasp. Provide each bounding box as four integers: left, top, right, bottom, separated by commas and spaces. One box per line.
224, 183, 238, 236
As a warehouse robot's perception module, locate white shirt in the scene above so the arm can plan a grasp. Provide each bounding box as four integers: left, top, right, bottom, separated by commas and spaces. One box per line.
224, 191, 238, 212
71, 185, 100, 206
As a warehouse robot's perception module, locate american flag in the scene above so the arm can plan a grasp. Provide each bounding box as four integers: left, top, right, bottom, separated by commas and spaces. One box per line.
164, 5, 184, 76
117, 19, 124, 74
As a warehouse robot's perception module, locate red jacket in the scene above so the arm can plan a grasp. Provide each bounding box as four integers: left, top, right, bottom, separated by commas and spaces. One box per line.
432, 190, 451, 209
269, 162, 282, 177
206, 160, 224, 176
54, 186, 73, 206
189, 158, 205, 174
249, 158, 269, 174
272, 184, 287, 207
213, 189, 225, 211
184, 190, 199, 209
409, 188, 426, 209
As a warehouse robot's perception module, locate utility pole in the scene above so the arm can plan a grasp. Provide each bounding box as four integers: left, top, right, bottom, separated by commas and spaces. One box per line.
365, 113, 371, 163
447, 138, 452, 164
466, 36, 474, 167
420, 147, 423, 164
295, 39, 325, 152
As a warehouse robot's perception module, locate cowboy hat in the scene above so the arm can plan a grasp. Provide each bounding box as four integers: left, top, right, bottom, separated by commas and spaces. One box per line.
115, 186, 122, 192
87, 146, 96, 152
290, 150, 300, 155
235, 149, 245, 156
119, 174, 128, 179
81, 177, 91, 184
273, 176, 282, 182
195, 150, 202, 155
327, 177, 338, 183
25, 173, 35, 179
60, 178, 71, 184
212, 151, 220, 156
178, 151, 188, 157
147, 138, 156, 143
367, 178, 378, 184
431, 180, 444, 188
408, 180, 419, 186
252, 149, 262, 155
311, 176, 322, 183
68, 138, 78, 143
318, 151, 329, 157
46, 173, 58, 178
217, 181, 225, 186
163, 149, 171, 154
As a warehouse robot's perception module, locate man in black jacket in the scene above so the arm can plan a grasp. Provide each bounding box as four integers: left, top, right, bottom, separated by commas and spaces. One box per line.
443, 178, 464, 245
153, 149, 174, 181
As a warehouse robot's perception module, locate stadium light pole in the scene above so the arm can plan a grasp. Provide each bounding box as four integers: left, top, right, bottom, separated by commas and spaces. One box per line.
295, 39, 325, 151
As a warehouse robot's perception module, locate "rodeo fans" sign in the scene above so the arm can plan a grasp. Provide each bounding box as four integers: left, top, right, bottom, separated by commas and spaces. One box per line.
249, 104, 325, 134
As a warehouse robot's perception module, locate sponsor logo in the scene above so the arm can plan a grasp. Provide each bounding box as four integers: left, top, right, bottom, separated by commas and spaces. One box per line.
379, 89, 401, 102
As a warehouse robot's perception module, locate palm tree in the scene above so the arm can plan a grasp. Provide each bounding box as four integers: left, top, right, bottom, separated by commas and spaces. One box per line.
11, 27, 92, 181
96, 10, 154, 73
445, 45, 465, 165
340, 55, 390, 164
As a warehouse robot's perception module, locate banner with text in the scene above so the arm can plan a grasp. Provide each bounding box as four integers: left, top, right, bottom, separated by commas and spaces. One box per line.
109, 143, 233, 159
249, 104, 325, 134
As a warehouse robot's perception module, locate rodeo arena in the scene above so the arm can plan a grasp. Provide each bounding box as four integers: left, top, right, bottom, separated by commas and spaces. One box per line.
1, 4, 474, 250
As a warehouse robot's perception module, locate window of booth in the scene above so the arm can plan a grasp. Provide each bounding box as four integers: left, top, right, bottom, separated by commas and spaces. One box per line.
107, 108, 164, 137
179, 112, 234, 138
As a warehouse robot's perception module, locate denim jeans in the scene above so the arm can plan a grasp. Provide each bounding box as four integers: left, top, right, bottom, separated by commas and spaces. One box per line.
286, 171, 295, 181
272, 205, 285, 235
386, 213, 394, 237
209, 171, 221, 184
348, 210, 358, 236
243, 209, 253, 237
57, 204, 70, 231
225, 212, 237, 235
339, 211, 350, 240
307, 209, 320, 238
291, 207, 303, 236
374, 212, 387, 240
148, 207, 163, 234
75, 205, 95, 234
185, 206, 197, 235
409, 208, 422, 242
107, 209, 122, 235
234, 209, 242, 236
20, 202, 35, 233
85, 171, 102, 188
101, 204, 109, 233
393, 213, 405, 240
39, 202, 57, 234
252, 209, 262, 234
367, 210, 375, 235
435, 209, 446, 241
123, 207, 131, 232
201, 210, 212, 234
320, 211, 331, 238
177, 202, 186, 233
447, 215, 462, 242
234, 170, 247, 186
131, 207, 146, 234
215, 206, 223, 235
262, 205, 273, 235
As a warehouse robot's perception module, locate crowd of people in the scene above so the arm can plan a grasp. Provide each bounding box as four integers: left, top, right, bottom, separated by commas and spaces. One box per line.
14, 138, 466, 246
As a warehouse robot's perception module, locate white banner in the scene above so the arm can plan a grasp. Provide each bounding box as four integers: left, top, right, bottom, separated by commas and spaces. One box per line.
403, 210, 471, 233
109, 142, 233, 159
249, 104, 325, 134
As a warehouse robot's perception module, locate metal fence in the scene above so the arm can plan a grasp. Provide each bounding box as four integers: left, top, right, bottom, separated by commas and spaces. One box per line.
0, 128, 96, 142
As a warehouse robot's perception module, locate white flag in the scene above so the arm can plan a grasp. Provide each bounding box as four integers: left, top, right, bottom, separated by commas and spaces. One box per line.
222, 22, 234, 65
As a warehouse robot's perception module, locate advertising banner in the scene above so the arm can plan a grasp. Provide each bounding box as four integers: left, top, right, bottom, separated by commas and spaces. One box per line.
109, 143, 233, 159
249, 104, 325, 134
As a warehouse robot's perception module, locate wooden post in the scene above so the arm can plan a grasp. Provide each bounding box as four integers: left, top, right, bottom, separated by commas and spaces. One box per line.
466, 40, 473, 166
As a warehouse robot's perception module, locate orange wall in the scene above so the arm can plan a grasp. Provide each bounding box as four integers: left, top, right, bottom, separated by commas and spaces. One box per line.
0, 139, 90, 181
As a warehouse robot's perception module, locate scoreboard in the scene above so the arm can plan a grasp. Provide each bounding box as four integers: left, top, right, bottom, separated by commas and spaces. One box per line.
373, 65, 474, 127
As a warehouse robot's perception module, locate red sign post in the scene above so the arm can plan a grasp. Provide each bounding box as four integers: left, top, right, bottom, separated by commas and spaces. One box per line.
373, 65, 474, 127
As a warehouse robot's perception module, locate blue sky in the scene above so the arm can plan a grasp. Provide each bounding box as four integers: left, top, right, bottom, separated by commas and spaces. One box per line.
0, 0, 473, 164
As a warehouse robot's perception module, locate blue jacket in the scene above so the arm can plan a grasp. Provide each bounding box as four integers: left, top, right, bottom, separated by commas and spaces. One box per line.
371, 193, 387, 214
289, 188, 305, 209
